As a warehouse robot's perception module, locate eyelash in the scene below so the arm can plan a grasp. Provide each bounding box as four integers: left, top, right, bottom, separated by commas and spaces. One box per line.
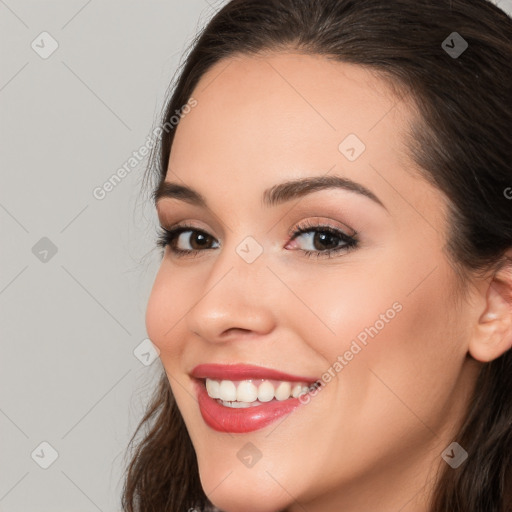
155, 219, 359, 260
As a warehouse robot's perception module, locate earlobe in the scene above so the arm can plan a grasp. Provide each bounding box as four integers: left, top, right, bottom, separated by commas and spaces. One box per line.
468, 257, 512, 363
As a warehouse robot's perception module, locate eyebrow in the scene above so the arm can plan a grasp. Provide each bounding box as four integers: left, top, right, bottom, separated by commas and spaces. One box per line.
153, 175, 387, 211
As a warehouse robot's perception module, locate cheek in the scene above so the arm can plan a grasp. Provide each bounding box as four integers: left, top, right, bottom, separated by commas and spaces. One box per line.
334, 256, 465, 435
282, 260, 404, 362
294, 243, 463, 419
145, 265, 185, 359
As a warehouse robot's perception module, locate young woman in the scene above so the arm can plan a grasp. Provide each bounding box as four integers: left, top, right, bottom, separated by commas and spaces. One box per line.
122, 1, 512, 511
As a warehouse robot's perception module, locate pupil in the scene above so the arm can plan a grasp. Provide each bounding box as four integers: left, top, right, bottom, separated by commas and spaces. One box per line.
314, 232, 337, 250
192, 233, 209, 249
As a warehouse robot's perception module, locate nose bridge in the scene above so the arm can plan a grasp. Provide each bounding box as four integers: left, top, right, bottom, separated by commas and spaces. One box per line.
212, 229, 270, 291
186, 232, 275, 340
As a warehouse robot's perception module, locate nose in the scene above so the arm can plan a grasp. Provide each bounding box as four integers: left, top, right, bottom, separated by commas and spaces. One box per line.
186, 237, 277, 344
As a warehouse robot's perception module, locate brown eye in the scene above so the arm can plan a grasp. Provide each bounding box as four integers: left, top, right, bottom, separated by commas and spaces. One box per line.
311, 231, 341, 251
156, 225, 220, 257
173, 229, 217, 251
289, 225, 358, 258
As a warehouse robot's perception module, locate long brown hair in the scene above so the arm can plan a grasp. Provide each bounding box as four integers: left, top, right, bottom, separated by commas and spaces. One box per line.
122, 1, 512, 510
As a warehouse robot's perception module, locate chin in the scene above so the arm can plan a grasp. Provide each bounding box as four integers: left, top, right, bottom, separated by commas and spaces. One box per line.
197, 462, 294, 512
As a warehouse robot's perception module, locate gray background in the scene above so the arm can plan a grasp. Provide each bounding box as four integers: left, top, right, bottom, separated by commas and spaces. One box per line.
1, 0, 511, 510
0, 1, 228, 510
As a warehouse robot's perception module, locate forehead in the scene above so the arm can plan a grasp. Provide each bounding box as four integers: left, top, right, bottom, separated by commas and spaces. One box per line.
166, 51, 444, 224
170, 51, 414, 170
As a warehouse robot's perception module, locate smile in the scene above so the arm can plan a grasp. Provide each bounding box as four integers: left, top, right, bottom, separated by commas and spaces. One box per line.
206, 378, 311, 405
191, 364, 319, 433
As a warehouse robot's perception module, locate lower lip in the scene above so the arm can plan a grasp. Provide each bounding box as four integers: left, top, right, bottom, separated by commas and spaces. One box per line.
194, 380, 307, 433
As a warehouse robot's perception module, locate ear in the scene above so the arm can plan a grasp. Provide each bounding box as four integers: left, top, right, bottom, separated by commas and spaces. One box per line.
468, 252, 512, 363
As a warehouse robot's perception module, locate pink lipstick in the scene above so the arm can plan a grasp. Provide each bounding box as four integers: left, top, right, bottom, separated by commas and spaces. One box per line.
191, 364, 318, 433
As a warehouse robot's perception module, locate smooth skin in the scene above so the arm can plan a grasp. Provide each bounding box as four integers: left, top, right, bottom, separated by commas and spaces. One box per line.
146, 51, 512, 512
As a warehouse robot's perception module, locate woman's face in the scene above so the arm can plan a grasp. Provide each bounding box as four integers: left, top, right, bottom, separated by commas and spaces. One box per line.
146, 52, 482, 512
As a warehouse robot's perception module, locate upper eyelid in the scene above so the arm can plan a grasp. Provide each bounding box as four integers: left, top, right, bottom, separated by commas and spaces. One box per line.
288, 218, 356, 236
156, 198, 360, 236
162, 220, 352, 233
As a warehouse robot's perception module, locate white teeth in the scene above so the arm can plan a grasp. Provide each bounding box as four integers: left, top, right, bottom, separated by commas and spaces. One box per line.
206, 378, 220, 399
205, 378, 311, 403
291, 383, 303, 398
257, 381, 275, 402
219, 400, 253, 408
219, 380, 237, 401
236, 381, 258, 402
275, 381, 292, 401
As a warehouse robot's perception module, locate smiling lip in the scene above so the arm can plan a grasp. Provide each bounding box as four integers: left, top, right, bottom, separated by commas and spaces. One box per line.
190, 364, 318, 434
190, 363, 317, 382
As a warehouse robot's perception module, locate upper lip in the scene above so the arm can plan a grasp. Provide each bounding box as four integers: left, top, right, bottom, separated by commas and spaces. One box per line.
190, 363, 317, 383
